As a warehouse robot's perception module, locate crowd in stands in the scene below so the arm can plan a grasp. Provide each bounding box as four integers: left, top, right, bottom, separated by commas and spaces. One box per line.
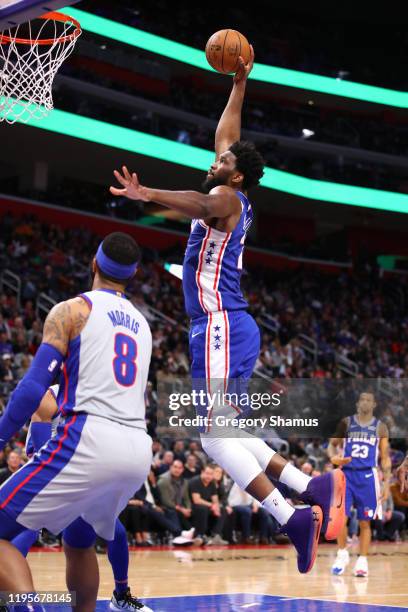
0, 211, 407, 545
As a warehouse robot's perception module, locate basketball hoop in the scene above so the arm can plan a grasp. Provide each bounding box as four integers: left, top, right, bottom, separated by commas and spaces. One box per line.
0, 11, 81, 124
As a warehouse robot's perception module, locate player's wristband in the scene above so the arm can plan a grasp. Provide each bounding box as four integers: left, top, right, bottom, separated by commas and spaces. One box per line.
0, 343, 63, 450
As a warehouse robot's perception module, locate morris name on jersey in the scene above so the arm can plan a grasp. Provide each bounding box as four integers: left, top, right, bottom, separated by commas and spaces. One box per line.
107, 310, 140, 334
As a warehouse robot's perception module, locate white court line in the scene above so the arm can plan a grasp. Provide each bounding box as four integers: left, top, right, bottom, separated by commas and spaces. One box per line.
100, 592, 408, 608
253, 592, 408, 609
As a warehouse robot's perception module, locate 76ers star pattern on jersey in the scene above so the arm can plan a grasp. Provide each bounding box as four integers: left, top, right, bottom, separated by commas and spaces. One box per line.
183, 191, 253, 319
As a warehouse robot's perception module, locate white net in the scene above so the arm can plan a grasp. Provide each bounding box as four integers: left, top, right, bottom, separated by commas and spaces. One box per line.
0, 13, 81, 124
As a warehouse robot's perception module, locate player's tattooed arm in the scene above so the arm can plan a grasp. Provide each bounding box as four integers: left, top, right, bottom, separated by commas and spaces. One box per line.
215, 45, 254, 160
42, 301, 72, 356
42, 297, 90, 355
71, 296, 91, 338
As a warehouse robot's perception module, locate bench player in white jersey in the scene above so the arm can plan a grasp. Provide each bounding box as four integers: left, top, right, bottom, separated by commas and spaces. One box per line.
110, 49, 345, 573
0, 232, 153, 611
11, 385, 152, 611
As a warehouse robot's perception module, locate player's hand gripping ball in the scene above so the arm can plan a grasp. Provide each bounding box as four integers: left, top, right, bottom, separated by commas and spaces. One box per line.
205, 29, 251, 74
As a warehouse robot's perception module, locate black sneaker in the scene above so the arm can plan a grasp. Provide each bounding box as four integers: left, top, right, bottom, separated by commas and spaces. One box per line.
109, 589, 153, 611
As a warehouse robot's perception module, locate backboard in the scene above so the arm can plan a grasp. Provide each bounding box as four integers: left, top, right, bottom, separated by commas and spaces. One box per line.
0, 0, 80, 30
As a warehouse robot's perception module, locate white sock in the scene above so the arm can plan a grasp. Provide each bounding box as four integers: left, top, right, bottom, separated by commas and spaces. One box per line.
262, 488, 295, 526
279, 462, 311, 494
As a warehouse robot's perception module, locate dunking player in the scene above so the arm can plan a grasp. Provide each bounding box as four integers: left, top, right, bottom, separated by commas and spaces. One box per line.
329, 390, 391, 577
0, 233, 153, 611
110, 49, 345, 573
11, 385, 150, 611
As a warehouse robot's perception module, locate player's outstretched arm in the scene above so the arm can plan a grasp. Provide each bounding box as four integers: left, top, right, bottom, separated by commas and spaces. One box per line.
110, 167, 239, 219
0, 298, 88, 450
215, 45, 254, 160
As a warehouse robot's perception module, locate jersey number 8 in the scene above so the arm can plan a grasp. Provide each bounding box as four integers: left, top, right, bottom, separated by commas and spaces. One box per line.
113, 333, 137, 386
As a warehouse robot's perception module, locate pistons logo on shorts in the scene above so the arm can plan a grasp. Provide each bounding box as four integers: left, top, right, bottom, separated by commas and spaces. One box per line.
364, 507, 374, 518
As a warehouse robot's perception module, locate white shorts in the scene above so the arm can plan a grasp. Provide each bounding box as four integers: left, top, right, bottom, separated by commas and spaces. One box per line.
0, 413, 152, 540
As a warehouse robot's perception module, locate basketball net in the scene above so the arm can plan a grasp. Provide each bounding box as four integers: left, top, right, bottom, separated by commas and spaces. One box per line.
0, 12, 81, 124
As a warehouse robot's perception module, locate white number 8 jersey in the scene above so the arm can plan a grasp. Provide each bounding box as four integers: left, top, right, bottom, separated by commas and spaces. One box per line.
56, 289, 152, 429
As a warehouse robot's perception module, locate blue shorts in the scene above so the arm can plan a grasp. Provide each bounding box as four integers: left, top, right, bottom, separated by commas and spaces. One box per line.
344, 468, 381, 521
189, 310, 260, 428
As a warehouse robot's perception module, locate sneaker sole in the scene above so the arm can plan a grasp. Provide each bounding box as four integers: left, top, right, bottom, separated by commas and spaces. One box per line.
303, 505, 323, 574
325, 469, 346, 540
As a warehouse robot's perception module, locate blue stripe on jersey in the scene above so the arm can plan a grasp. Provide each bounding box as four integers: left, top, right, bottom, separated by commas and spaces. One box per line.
0, 413, 87, 518
183, 191, 253, 319
57, 336, 81, 415
343, 415, 380, 470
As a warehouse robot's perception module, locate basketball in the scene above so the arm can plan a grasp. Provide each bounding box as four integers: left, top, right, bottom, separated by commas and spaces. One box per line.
205, 29, 251, 74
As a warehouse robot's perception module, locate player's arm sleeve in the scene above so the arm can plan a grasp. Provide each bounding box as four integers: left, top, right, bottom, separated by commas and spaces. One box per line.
0, 343, 64, 450
30, 421, 53, 452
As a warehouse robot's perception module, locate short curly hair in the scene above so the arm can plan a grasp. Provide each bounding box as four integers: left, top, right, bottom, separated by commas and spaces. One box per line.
229, 140, 265, 190
96, 232, 141, 283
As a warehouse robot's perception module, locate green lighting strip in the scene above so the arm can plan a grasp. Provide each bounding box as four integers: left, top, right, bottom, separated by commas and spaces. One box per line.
3, 104, 407, 213
63, 7, 408, 108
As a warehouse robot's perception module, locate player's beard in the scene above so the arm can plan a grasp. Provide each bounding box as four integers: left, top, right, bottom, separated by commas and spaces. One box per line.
201, 174, 228, 193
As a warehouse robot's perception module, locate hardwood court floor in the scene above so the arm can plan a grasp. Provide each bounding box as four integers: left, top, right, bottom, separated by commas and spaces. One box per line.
29, 541, 408, 610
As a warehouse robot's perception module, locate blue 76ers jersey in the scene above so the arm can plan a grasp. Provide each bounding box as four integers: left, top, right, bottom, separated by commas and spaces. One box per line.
183, 191, 253, 319
343, 415, 381, 470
